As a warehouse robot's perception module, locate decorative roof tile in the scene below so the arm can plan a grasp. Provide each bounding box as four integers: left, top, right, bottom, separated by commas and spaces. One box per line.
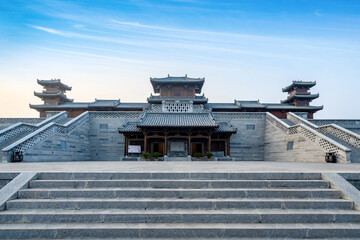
215, 122, 237, 133
118, 121, 141, 133
150, 75, 205, 94
137, 112, 218, 128
89, 99, 120, 107
34, 91, 73, 102
37, 79, 72, 90
282, 81, 316, 92
281, 94, 319, 104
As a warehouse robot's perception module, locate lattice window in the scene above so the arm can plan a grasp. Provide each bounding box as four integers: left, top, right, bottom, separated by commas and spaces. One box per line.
162, 101, 193, 113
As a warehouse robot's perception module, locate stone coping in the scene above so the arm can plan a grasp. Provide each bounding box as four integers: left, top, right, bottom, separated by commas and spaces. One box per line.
1, 161, 360, 173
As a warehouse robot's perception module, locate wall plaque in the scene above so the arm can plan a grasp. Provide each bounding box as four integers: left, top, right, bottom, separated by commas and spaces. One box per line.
170, 141, 185, 152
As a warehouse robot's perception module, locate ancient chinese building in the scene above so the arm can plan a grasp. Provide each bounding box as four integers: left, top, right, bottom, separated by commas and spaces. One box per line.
1, 75, 359, 163
30, 76, 323, 119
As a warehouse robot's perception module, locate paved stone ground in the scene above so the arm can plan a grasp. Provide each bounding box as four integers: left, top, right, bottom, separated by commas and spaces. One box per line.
1, 161, 360, 173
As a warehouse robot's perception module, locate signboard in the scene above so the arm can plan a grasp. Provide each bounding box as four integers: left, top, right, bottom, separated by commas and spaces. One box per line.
128, 145, 141, 153
170, 141, 185, 152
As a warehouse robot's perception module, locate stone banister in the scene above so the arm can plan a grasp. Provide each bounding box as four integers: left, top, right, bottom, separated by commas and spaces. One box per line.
288, 112, 360, 150
0, 112, 67, 148
2, 112, 89, 162
266, 112, 351, 163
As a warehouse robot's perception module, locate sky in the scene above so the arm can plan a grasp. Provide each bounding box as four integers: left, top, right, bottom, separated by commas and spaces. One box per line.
0, 0, 359, 118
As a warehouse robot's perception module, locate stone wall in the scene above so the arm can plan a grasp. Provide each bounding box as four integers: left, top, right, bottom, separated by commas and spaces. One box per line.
228, 119, 265, 161
23, 121, 91, 162
89, 112, 142, 161
264, 120, 326, 162
213, 113, 266, 161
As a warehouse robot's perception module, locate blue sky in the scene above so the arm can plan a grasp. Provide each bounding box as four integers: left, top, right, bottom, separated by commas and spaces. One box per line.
0, 0, 359, 118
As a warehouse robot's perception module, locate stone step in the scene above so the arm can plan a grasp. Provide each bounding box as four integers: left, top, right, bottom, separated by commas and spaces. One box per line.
36, 172, 322, 180
18, 188, 342, 199
1, 223, 360, 239
28, 179, 330, 189
1, 209, 359, 224
6, 198, 354, 210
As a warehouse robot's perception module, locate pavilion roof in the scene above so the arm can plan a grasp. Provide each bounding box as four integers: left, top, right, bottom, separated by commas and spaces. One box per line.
282, 81, 316, 92
34, 91, 73, 102
137, 112, 218, 128
150, 75, 205, 94
147, 95, 208, 104
37, 79, 72, 91
281, 94, 319, 104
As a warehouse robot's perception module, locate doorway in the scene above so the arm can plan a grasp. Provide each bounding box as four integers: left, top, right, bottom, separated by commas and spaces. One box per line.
192, 143, 203, 156
151, 142, 164, 155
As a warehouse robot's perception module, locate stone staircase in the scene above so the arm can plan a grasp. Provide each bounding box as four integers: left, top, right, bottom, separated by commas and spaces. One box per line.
321, 132, 360, 163
0, 172, 360, 239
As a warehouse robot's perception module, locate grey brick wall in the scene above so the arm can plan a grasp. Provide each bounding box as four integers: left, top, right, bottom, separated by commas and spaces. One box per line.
89, 118, 127, 161
88, 112, 142, 161
229, 119, 265, 161
264, 120, 326, 162
23, 122, 91, 162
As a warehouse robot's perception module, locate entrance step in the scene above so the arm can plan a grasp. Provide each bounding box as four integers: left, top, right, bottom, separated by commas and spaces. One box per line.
1, 172, 360, 239
165, 157, 191, 161
1, 223, 360, 239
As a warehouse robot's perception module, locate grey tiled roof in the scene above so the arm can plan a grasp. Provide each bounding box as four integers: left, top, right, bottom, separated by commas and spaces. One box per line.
215, 122, 237, 133
281, 94, 319, 104
265, 104, 323, 110
34, 91, 73, 102
37, 79, 72, 90
29, 102, 90, 109
89, 99, 120, 107
148, 95, 208, 103
205, 103, 238, 109
119, 120, 236, 133
150, 75, 205, 82
236, 100, 266, 108
150, 75, 205, 94
116, 103, 149, 109
282, 81, 316, 92
119, 122, 141, 133
137, 112, 218, 128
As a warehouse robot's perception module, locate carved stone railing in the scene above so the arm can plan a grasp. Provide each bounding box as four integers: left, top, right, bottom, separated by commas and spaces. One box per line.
266, 112, 351, 163
288, 112, 360, 150
2, 112, 89, 162
0, 112, 68, 147
0, 118, 44, 125
309, 119, 360, 127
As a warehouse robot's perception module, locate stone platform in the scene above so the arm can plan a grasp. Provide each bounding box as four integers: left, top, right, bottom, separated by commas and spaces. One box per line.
1, 162, 360, 239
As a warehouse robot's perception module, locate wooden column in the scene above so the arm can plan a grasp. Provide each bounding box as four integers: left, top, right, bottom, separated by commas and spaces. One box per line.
208, 132, 211, 153
164, 130, 168, 156
226, 135, 230, 156
144, 132, 147, 153
187, 134, 191, 156
125, 135, 129, 156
